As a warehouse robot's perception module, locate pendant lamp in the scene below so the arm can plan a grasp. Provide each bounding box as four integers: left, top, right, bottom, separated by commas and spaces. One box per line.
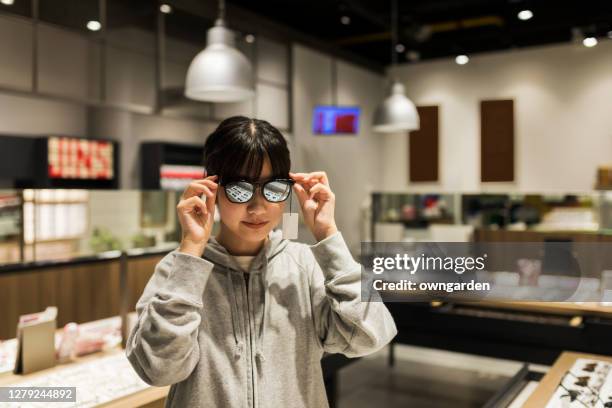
185, 0, 254, 102
373, 0, 419, 133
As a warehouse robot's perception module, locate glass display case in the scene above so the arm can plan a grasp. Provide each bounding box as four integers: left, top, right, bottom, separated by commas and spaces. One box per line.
0, 189, 182, 266
371, 191, 608, 242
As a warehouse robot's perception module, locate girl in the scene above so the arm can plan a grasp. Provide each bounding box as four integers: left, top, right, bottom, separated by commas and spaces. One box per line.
126, 116, 397, 408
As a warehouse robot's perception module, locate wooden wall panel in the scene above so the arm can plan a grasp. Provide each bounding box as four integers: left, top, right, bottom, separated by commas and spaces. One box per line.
481, 100, 515, 182
0, 254, 164, 340
409, 106, 439, 182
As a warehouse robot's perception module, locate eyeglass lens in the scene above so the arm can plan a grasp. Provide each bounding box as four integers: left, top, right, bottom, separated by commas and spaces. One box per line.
225, 180, 291, 203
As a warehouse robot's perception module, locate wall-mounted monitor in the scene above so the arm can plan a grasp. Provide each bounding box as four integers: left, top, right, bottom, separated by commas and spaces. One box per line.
312, 106, 360, 135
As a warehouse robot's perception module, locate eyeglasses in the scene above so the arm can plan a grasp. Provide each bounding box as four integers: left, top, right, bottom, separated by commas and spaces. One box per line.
220, 178, 295, 203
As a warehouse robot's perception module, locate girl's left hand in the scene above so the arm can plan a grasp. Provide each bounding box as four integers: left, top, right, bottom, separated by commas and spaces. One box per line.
290, 171, 338, 242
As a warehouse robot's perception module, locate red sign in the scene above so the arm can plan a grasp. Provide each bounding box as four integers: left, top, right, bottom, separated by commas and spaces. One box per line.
48, 137, 114, 180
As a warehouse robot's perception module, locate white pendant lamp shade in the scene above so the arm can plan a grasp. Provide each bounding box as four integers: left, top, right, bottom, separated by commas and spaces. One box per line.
373, 81, 420, 133
185, 20, 255, 102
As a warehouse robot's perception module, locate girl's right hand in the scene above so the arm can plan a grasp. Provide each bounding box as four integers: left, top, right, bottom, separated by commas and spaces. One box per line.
177, 175, 218, 257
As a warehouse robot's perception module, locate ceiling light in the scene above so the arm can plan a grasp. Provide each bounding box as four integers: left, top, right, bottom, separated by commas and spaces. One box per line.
395, 43, 406, 53
583, 37, 598, 47
0, 0, 15, 5
160, 4, 172, 14
185, 0, 254, 102
455, 54, 469, 65
373, 0, 419, 133
86, 20, 101, 31
517, 10, 533, 21
245, 34, 255, 43
373, 82, 420, 133
340, 15, 351, 25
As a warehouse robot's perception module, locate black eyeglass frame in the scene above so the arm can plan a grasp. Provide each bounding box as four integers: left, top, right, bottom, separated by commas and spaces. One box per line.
219, 177, 295, 204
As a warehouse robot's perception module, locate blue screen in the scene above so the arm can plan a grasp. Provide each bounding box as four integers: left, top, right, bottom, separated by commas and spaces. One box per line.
312, 106, 360, 135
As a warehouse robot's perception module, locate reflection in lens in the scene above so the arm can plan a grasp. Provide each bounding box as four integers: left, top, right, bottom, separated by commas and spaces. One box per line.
263, 181, 291, 202
225, 182, 254, 203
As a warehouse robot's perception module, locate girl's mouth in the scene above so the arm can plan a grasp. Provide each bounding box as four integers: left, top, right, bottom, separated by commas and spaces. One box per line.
242, 221, 269, 229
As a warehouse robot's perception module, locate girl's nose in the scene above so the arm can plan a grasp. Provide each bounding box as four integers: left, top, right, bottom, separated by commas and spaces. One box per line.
247, 190, 267, 213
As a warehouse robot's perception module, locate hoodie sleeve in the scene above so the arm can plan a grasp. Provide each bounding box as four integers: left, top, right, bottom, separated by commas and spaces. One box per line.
126, 249, 214, 386
307, 231, 398, 358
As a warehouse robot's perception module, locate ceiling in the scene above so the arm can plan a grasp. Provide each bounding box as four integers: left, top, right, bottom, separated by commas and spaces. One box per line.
1, 0, 611, 71
229, 0, 612, 66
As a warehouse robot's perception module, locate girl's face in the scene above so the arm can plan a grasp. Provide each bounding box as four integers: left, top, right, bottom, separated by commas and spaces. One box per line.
216, 156, 286, 245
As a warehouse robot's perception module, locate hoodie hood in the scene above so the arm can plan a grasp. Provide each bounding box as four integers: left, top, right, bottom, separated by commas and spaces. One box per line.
203, 228, 288, 272
202, 228, 289, 361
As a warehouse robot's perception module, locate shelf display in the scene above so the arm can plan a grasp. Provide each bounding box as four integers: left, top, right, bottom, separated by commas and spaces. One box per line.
140, 142, 205, 190
48, 137, 114, 180
159, 164, 205, 191
546, 358, 612, 407
0, 135, 120, 189
39, 136, 120, 189
22, 190, 88, 245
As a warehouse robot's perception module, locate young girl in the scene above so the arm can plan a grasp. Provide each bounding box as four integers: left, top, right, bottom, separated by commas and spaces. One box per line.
126, 116, 397, 408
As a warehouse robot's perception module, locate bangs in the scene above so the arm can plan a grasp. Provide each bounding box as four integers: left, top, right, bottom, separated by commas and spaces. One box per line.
203, 116, 291, 182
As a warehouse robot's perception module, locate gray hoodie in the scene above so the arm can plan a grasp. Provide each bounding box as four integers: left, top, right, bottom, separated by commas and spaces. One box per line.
126, 229, 397, 408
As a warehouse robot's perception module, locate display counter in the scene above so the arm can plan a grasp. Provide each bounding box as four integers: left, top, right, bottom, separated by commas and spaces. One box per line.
0, 314, 356, 408
0, 246, 174, 340
387, 301, 612, 366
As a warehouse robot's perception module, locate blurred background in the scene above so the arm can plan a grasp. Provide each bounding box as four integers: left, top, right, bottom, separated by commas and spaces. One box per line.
1, 1, 612, 407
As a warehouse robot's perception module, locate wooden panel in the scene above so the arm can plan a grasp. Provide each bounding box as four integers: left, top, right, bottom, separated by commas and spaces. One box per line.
0, 260, 122, 339
480, 100, 514, 182
409, 106, 439, 182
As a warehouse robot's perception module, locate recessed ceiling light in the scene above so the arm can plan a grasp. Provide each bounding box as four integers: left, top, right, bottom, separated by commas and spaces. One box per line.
455, 54, 469, 65
395, 43, 405, 53
340, 15, 351, 25
583, 37, 598, 47
86, 20, 101, 31
0, 0, 15, 5
245, 34, 255, 43
160, 4, 172, 14
517, 10, 533, 21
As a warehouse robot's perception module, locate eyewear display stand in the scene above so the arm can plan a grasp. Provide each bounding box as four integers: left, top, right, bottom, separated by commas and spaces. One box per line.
523, 352, 612, 408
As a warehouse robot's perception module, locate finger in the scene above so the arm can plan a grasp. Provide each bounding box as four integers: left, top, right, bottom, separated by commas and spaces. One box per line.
182, 176, 218, 198
183, 182, 216, 199
300, 171, 329, 186
205, 186, 217, 217
292, 183, 309, 208
196, 196, 209, 217
179, 196, 208, 216
289, 172, 308, 179
308, 183, 334, 200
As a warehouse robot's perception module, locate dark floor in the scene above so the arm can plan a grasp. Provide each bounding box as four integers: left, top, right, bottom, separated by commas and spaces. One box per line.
337, 347, 515, 408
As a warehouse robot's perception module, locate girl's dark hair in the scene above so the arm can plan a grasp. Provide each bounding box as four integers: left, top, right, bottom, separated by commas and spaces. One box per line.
203, 116, 291, 182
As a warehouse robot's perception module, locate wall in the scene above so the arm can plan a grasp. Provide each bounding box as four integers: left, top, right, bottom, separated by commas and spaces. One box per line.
383, 40, 612, 193
0, 12, 388, 250
0, 14, 291, 189
0, 93, 88, 137
292, 45, 385, 251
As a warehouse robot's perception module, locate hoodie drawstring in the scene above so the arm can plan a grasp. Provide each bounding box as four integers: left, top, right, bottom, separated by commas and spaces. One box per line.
225, 267, 243, 358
